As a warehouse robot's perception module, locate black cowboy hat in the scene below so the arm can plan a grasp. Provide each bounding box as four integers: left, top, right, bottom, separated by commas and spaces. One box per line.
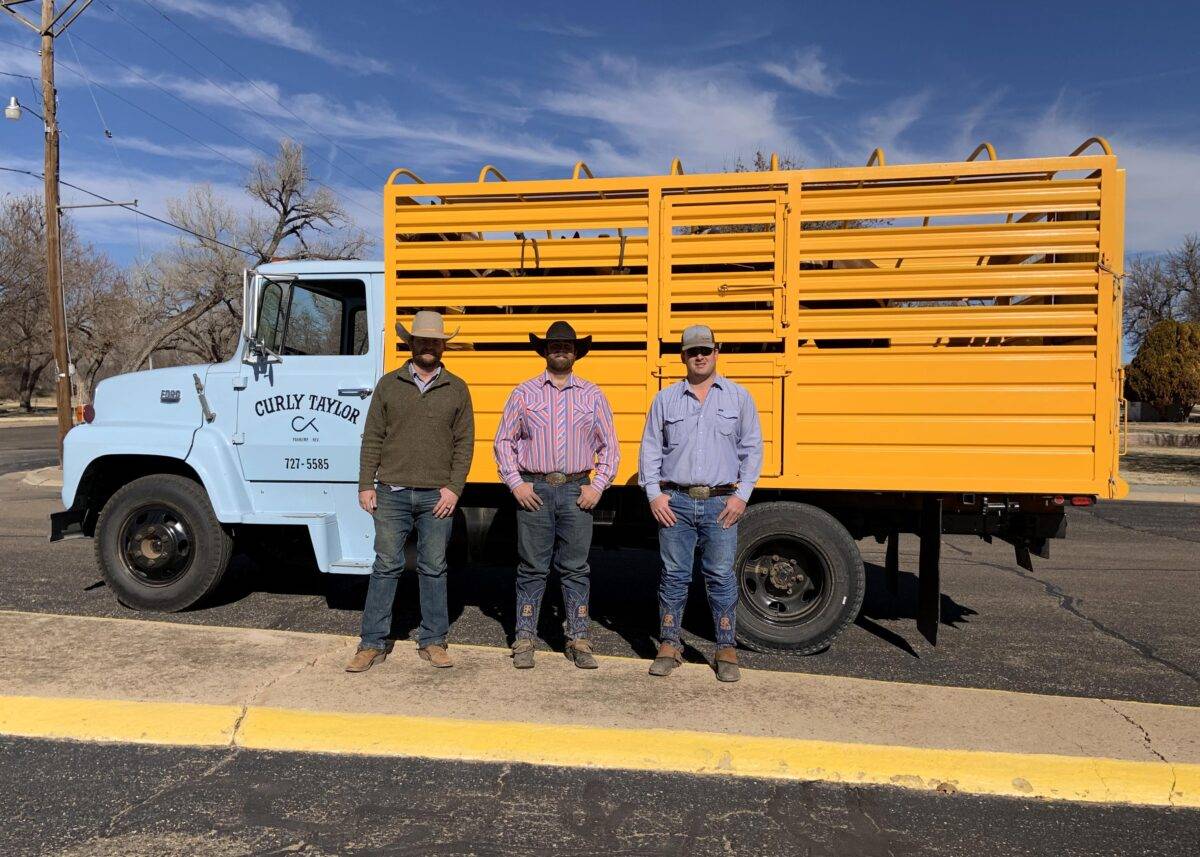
529, 320, 591, 359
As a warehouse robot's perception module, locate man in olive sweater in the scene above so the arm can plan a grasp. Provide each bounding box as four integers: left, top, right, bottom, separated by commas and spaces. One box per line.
347, 311, 475, 672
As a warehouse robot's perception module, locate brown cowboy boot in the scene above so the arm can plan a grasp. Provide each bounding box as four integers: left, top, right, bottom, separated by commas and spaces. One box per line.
418, 643, 453, 668
345, 646, 387, 673
648, 641, 683, 677
512, 637, 536, 669
565, 638, 598, 670
714, 647, 740, 683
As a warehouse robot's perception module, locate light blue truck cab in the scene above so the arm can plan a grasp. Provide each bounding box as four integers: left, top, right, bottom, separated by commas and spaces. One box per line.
52, 261, 387, 610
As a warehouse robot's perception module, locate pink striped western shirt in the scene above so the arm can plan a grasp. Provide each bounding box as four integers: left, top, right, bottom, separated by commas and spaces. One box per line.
493, 371, 620, 491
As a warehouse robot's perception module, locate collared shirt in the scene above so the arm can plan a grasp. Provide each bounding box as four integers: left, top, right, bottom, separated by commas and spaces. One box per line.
638, 374, 763, 502
409, 361, 441, 393
494, 371, 620, 491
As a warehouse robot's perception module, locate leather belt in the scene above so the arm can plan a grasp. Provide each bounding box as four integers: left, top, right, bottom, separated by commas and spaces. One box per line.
521, 471, 590, 486
660, 482, 737, 500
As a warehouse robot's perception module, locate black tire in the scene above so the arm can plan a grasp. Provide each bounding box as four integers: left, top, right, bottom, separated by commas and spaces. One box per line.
94, 474, 233, 612
734, 502, 865, 654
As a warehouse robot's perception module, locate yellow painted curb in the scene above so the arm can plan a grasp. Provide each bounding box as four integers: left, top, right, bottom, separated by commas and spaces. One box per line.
0, 695, 240, 748
2, 694, 1196, 808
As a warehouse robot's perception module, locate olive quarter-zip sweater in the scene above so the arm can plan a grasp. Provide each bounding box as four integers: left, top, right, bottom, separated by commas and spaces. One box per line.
358, 361, 475, 495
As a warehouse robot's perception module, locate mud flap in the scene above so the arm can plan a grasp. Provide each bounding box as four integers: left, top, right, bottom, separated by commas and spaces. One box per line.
885, 531, 900, 598
917, 497, 942, 645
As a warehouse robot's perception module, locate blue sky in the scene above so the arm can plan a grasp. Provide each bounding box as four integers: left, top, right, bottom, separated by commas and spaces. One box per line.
1, 0, 1197, 264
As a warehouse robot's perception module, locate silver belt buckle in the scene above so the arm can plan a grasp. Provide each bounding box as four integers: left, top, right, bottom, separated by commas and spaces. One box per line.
547, 471, 567, 486
687, 486, 711, 500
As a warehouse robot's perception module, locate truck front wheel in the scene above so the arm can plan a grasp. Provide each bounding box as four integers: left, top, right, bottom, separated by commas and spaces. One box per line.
94, 475, 232, 612
734, 502, 865, 654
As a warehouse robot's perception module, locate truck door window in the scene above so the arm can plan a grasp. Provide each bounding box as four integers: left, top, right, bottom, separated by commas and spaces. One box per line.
274, 280, 367, 357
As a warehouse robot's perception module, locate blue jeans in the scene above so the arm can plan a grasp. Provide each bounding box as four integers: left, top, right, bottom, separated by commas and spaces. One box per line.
657, 492, 739, 648
360, 487, 453, 650
515, 476, 593, 641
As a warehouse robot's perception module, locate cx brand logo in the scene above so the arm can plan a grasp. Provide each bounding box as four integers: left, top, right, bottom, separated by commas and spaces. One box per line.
291, 415, 319, 433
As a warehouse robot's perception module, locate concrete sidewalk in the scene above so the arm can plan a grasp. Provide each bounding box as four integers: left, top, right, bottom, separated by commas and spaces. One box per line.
1, 610, 1197, 808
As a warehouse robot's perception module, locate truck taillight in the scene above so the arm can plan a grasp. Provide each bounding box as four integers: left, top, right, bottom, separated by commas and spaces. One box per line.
1070, 496, 1095, 507
77, 403, 95, 424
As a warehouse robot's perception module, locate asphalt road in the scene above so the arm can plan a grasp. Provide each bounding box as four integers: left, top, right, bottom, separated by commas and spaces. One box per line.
2, 737, 1195, 857
0, 423, 58, 476
3, 422, 1199, 855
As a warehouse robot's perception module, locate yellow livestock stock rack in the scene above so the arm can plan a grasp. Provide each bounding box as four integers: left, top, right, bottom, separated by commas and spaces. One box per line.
383, 139, 1127, 502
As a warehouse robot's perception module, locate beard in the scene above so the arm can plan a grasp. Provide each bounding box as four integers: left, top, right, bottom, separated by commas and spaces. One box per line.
547, 353, 574, 372
413, 349, 440, 368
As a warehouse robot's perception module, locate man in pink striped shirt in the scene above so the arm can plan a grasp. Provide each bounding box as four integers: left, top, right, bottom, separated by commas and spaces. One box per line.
493, 321, 620, 670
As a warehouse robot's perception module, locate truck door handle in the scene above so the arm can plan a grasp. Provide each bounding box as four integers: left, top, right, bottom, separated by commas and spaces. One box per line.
338, 387, 372, 399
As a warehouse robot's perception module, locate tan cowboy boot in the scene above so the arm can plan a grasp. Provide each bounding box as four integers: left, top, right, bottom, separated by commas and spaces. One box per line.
565, 639, 598, 670
715, 647, 740, 683
512, 638, 536, 669
345, 647, 387, 673
418, 643, 453, 668
648, 641, 684, 677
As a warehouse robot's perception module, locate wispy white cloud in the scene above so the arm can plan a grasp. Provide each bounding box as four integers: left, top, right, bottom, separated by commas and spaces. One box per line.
859, 90, 933, 158
518, 20, 598, 38
761, 47, 842, 97
116, 135, 261, 167
539, 54, 812, 175
152, 0, 390, 75
1016, 101, 1200, 254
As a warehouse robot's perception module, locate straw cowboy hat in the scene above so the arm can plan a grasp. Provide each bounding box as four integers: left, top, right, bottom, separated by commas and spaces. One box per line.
396, 310, 459, 342
529, 320, 592, 359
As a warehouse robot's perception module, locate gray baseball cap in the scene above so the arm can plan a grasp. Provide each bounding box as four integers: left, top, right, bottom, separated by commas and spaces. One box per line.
681, 324, 716, 351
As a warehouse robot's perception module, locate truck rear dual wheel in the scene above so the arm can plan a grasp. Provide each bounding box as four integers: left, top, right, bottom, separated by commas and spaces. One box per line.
735, 502, 865, 654
94, 475, 232, 612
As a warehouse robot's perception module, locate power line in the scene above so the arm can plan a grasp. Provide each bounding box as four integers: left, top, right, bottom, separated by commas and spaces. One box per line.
68, 31, 379, 220
6, 35, 230, 167
97, 0, 379, 197
65, 31, 145, 258
136, 0, 383, 184
0, 164, 253, 256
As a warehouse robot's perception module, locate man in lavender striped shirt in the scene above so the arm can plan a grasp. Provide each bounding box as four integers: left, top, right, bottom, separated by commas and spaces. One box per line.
494, 321, 620, 670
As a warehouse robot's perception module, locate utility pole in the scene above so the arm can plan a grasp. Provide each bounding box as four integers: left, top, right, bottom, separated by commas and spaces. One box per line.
1, 0, 92, 462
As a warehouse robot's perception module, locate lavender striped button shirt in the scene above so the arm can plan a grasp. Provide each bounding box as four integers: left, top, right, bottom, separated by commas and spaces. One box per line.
493, 371, 620, 491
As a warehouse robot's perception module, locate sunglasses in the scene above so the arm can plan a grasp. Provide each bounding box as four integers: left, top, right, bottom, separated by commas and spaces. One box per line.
684, 346, 715, 358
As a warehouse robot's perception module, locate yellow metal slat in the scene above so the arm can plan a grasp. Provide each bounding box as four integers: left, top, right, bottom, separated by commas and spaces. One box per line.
796, 305, 1097, 337
799, 179, 1100, 220
796, 263, 1098, 300
394, 275, 647, 306
402, 311, 647, 344
390, 236, 648, 270
797, 221, 1099, 261
390, 197, 648, 233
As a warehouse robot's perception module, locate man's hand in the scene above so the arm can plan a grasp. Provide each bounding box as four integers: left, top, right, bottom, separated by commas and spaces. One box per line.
717, 496, 747, 529
432, 487, 459, 519
512, 482, 543, 512
577, 484, 602, 510
650, 494, 676, 528
359, 489, 377, 513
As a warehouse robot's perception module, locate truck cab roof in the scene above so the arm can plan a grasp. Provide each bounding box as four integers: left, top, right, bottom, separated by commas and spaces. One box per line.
256, 260, 384, 276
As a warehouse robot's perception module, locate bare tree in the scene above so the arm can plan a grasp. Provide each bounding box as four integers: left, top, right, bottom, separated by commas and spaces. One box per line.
1124, 234, 1200, 351
114, 140, 371, 374
0, 194, 121, 409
